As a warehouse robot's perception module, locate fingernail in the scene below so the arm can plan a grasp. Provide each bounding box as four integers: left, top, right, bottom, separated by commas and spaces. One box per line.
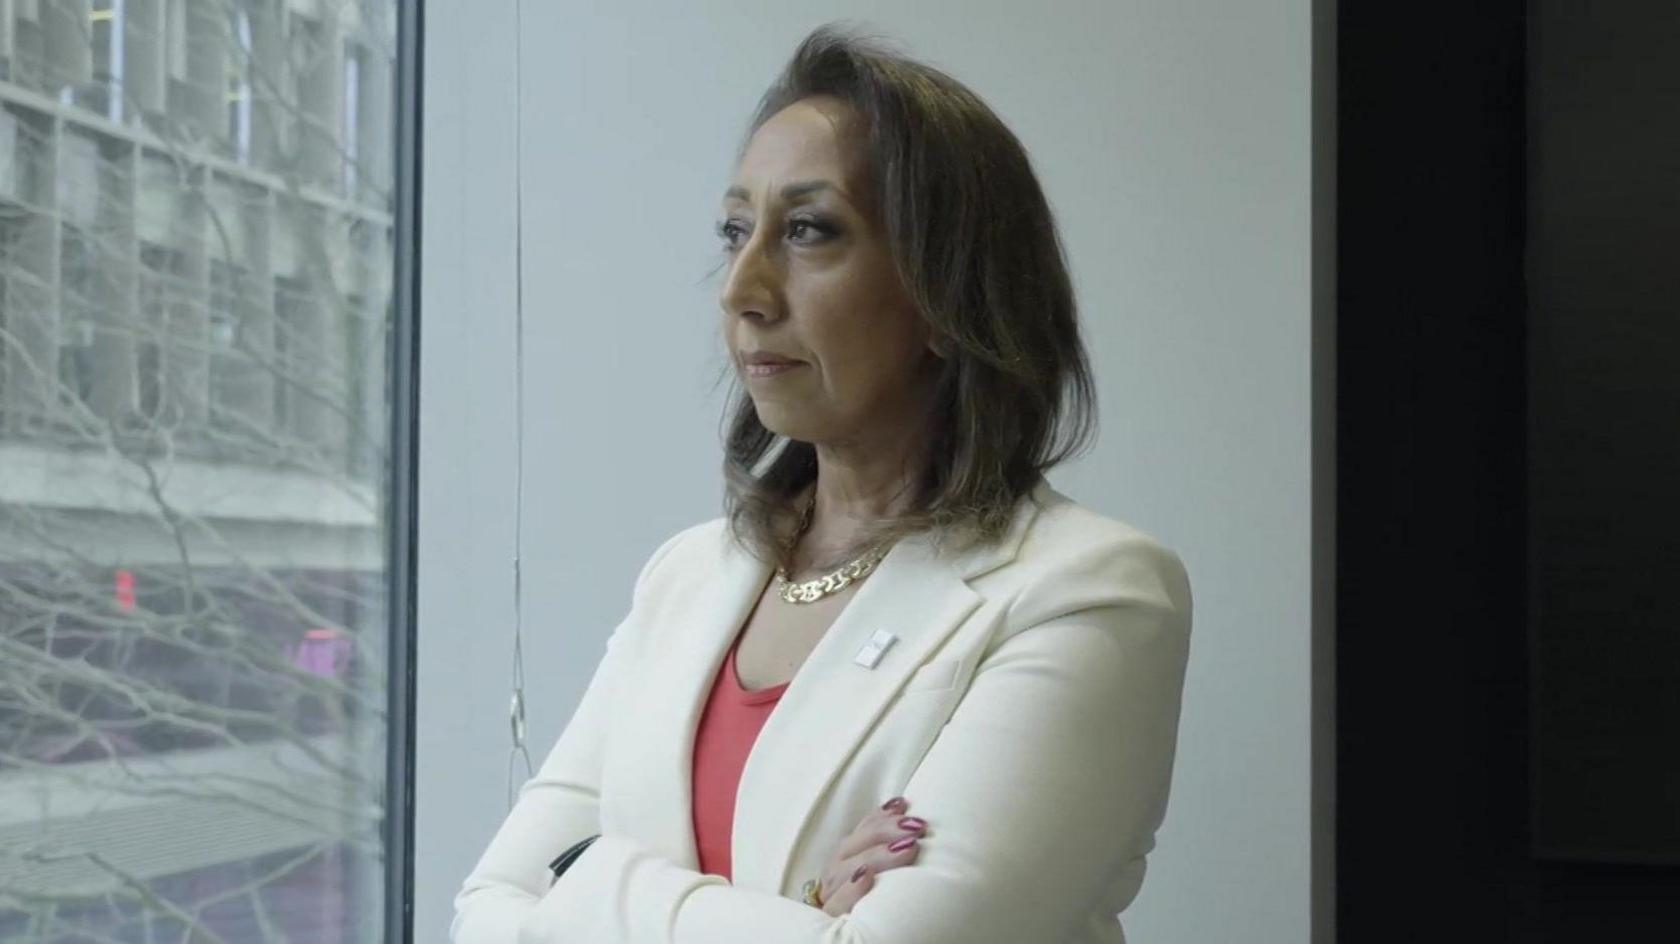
888, 835, 918, 853
897, 816, 926, 832
852, 865, 868, 882
881, 796, 907, 813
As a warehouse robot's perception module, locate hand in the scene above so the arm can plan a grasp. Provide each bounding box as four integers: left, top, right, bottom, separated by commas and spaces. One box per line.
812, 796, 929, 916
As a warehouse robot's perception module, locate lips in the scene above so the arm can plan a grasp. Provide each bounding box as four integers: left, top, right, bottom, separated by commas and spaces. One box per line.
741, 352, 804, 367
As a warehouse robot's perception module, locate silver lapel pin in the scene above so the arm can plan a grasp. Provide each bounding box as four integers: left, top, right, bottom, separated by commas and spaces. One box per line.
854, 629, 898, 669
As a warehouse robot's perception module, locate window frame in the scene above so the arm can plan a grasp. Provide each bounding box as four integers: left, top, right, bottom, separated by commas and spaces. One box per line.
383, 0, 423, 941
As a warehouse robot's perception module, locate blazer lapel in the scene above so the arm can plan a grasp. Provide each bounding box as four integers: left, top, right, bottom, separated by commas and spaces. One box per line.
614, 535, 772, 871
733, 478, 1052, 893
728, 531, 981, 894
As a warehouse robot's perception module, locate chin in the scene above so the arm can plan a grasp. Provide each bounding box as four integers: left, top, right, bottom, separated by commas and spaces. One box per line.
752, 402, 820, 443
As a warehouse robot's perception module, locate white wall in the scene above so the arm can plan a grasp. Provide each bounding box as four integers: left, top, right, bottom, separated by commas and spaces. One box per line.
418, 3, 1315, 942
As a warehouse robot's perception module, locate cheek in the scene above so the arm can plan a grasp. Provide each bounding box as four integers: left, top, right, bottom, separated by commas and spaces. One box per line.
796, 266, 925, 392
812, 320, 926, 404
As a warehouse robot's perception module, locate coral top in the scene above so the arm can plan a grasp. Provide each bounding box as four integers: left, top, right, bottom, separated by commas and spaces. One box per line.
690, 631, 789, 882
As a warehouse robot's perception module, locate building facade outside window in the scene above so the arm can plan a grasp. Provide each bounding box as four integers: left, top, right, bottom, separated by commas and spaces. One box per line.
0, 1, 403, 941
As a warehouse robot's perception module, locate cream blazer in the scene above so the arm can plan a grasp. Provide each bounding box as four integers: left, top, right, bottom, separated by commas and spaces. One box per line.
452, 479, 1193, 943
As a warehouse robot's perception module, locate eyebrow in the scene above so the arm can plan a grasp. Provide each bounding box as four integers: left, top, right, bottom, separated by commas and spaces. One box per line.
723, 180, 844, 204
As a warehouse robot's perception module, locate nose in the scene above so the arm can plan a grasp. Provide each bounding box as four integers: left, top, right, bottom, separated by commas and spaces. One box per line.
719, 226, 782, 325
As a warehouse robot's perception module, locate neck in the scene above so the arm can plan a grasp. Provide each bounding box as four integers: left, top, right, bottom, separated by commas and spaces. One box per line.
787, 441, 924, 576
810, 457, 920, 521
789, 368, 942, 575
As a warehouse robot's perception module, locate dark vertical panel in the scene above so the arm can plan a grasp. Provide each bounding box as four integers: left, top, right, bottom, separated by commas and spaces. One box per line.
1339, 2, 1680, 938
1336, 4, 1533, 941
1527, 0, 1680, 865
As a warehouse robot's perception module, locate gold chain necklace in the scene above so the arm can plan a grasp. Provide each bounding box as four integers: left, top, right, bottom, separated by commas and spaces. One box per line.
773, 491, 893, 605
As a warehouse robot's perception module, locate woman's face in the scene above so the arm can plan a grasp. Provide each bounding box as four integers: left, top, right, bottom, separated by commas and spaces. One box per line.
718, 96, 939, 449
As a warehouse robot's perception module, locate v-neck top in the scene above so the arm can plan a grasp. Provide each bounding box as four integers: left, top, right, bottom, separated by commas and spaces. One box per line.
690, 630, 790, 881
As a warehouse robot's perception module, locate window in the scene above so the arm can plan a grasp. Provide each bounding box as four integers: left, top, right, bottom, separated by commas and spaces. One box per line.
0, 1, 411, 941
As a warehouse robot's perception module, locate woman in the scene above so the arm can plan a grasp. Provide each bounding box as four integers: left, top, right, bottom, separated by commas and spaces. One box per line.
453, 22, 1192, 944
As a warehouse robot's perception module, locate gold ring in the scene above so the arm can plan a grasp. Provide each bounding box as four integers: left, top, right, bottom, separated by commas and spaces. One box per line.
800, 877, 824, 908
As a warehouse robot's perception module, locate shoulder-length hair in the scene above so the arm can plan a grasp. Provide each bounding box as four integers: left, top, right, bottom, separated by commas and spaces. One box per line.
719, 21, 1097, 573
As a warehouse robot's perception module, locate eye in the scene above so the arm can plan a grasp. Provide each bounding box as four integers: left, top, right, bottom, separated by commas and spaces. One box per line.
787, 216, 836, 242
716, 219, 746, 252
716, 215, 838, 254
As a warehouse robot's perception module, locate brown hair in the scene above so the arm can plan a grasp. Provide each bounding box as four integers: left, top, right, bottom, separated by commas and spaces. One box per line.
716, 21, 1097, 572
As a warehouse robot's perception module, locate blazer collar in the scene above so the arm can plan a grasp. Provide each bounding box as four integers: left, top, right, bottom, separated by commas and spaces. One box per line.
618, 477, 1054, 892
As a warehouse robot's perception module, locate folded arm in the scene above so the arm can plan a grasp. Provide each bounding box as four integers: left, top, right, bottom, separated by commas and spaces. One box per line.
459, 534, 1193, 944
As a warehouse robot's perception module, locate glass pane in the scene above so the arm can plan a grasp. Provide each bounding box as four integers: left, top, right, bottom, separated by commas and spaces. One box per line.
0, 1, 402, 941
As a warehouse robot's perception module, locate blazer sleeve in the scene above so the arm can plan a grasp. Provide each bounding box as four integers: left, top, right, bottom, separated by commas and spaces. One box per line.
450, 527, 691, 943
496, 532, 1194, 944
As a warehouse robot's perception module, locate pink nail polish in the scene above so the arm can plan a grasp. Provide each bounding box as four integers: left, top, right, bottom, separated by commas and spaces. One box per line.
897, 816, 927, 831
881, 796, 906, 812
888, 835, 918, 853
